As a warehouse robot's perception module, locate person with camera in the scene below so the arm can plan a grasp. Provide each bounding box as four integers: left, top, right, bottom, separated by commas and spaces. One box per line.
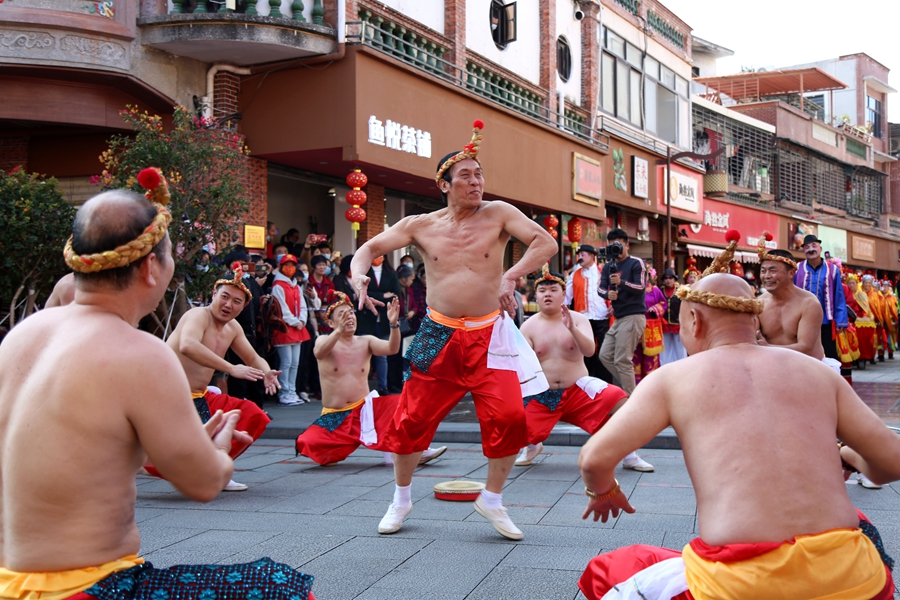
597, 229, 648, 397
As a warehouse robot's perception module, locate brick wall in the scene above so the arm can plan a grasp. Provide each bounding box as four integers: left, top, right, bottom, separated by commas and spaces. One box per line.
539, 0, 558, 116
890, 160, 900, 216
730, 104, 777, 127
241, 156, 268, 228
213, 71, 240, 120
580, 2, 600, 115
0, 137, 28, 173
654, 221, 667, 270
357, 183, 385, 244
444, 0, 467, 71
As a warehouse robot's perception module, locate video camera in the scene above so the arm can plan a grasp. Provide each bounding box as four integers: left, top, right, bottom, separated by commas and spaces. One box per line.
597, 241, 625, 261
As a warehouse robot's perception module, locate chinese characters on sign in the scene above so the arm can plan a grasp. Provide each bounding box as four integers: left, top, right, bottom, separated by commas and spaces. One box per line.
367, 116, 432, 158
243, 225, 266, 250
573, 153, 603, 206
657, 166, 701, 214
632, 156, 648, 199
703, 210, 729, 229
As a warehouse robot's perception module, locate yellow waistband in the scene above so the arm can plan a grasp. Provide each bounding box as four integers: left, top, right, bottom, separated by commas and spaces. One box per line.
322, 397, 365, 415
0, 555, 144, 600
191, 391, 207, 399
427, 308, 501, 331
683, 528, 885, 600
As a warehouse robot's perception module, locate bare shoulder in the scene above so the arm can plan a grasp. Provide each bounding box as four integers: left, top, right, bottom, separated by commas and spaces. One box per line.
520, 314, 539, 336
571, 310, 591, 328
800, 289, 825, 313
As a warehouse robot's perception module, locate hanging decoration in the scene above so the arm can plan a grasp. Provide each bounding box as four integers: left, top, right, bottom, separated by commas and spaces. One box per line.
543, 214, 559, 240
345, 169, 368, 238
568, 217, 582, 252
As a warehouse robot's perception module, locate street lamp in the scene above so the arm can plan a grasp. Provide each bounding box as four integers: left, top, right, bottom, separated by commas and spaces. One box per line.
656, 147, 725, 268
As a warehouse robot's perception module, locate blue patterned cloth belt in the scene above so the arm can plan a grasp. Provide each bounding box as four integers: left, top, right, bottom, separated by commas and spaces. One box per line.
860, 518, 894, 570
193, 395, 212, 424
524, 388, 565, 412
311, 409, 352, 433
403, 316, 455, 382
83, 557, 313, 600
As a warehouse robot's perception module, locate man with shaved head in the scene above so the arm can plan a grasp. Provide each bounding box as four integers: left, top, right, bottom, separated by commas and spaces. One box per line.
577, 270, 900, 600
0, 184, 314, 599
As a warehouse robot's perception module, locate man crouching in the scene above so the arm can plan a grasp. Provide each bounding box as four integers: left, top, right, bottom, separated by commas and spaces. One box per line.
0, 182, 314, 599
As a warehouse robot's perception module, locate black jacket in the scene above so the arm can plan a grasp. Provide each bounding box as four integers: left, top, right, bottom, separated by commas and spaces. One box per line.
356, 266, 401, 336
598, 256, 647, 319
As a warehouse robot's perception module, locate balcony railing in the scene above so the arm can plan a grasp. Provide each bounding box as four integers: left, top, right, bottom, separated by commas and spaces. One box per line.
169, 0, 324, 22
347, 13, 610, 153
614, 0, 640, 15
647, 10, 685, 51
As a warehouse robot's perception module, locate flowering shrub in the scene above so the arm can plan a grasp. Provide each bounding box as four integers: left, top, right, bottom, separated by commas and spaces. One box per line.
0, 168, 76, 325
97, 105, 252, 304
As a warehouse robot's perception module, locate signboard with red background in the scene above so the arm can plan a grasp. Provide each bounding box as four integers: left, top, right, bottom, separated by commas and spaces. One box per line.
686, 198, 780, 249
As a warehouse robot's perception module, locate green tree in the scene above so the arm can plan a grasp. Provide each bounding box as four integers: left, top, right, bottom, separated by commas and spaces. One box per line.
97, 105, 252, 333
0, 168, 76, 327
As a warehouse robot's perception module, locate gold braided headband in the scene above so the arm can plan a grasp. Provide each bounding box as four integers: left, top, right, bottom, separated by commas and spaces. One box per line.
435, 120, 484, 185
534, 263, 566, 289
676, 285, 763, 315
325, 290, 353, 320
215, 262, 252, 299
63, 168, 172, 273
756, 231, 797, 270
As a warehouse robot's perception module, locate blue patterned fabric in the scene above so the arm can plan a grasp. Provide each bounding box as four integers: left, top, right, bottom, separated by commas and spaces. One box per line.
524, 388, 565, 412
83, 558, 313, 600
194, 396, 211, 424
311, 409, 352, 433
404, 317, 454, 374
860, 519, 894, 570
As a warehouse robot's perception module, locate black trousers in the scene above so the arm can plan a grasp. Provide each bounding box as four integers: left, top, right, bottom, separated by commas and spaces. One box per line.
821, 323, 839, 361
587, 319, 615, 383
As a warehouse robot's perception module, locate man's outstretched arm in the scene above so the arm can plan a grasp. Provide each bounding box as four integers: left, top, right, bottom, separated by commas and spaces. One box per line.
497, 202, 557, 316
350, 218, 416, 312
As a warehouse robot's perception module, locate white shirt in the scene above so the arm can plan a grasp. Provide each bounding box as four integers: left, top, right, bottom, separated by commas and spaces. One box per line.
373, 264, 383, 286
565, 262, 609, 320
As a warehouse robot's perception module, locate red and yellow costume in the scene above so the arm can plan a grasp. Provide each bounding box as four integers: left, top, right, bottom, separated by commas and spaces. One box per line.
382, 309, 528, 458
296, 392, 397, 465
523, 378, 627, 445
852, 277, 877, 361
580, 511, 893, 600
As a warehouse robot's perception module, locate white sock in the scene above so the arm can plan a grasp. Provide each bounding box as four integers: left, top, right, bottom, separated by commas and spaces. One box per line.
480, 489, 503, 509
526, 443, 540, 452
393, 484, 411, 507
623, 451, 638, 462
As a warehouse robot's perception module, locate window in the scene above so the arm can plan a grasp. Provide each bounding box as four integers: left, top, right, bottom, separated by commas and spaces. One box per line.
489, 0, 517, 50
691, 66, 700, 78
866, 95, 883, 139
557, 36, 571, 82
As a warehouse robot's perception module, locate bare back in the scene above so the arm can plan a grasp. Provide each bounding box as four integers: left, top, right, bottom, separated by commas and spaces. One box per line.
315, 334, 376, 410
167, 307, 241, 392
404, 202, 511, 317
0, 306, 186, 571
653, 346, 856, 544
521, 311, 590, 389
759, 288, 825, 359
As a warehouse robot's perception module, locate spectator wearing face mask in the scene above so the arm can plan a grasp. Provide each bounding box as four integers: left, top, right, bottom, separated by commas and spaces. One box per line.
273, 244, 289, 266
272, 254, 319, 406
265, 221, 278, 259
399, 254, 415, 271
308, 255, 335, 334
357, 255, 401, 396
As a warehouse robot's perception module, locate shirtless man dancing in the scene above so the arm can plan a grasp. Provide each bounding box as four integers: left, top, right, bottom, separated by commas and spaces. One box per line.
165, 263, 277, 491
295, 292, 446, 466
0, 185, 314, 599
350, 120, 557, 540
755, 233, 825, 360
514, 268, 653, 473
577, 271, 900, 600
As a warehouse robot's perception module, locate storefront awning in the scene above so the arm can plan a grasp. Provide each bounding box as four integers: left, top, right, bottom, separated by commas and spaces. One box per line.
686, 244, 759, 263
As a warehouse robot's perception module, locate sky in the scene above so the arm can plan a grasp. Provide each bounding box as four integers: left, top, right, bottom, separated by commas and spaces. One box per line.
660, 0, 900, 121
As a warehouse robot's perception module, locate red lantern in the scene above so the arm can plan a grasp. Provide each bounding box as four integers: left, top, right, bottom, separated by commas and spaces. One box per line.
346, 169, 368, 189
569, 217, 582, 252
543, 214, 559, 240
345, 168, 369, 238
346, 189, 367, 207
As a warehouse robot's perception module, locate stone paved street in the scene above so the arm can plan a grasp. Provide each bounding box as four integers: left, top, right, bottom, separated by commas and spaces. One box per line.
136, 359, 900, 599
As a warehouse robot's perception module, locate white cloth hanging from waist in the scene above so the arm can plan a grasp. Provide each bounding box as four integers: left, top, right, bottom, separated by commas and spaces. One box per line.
487, 313, 550, 397
359, 390, 379, 446
575, 376, 608, 399
822, 357, 842, 374
601, 557, 688, 600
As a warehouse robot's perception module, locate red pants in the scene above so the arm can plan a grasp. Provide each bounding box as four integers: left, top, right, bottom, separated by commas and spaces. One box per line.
524, 383, 626, 445
295, 395, 398, 465
382, 318, 526, 458
858, 325, 877, 360
145, 390, 270, 478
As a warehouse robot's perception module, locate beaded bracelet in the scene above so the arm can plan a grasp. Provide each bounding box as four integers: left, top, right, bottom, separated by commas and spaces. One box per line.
585, 479, 620, 501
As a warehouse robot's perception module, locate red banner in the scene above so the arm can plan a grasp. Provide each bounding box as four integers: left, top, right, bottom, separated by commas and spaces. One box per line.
685, 198, 780, 249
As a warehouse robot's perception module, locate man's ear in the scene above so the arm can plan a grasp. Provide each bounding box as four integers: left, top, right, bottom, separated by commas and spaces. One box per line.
688, 307, 702, 338
139, 253, 158, 287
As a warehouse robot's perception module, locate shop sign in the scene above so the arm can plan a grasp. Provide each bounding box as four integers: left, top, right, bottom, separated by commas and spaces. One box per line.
817, 225, 848, 262
573, 153, 602, 205
657, 166, 700, 213
367, 115, 432, 158
562, 215, 603, 247
687, 198, 779, 247
632, 156, 649, 199
787, 221, 818, 251
244, 224, 266, 250
851, 235, 876, 262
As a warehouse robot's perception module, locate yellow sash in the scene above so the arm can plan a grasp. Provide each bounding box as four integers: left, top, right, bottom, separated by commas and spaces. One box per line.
0, 555, 143, 600
321, 397, 365, 416
683, 529, 885, 600
191, 391, 206, 399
